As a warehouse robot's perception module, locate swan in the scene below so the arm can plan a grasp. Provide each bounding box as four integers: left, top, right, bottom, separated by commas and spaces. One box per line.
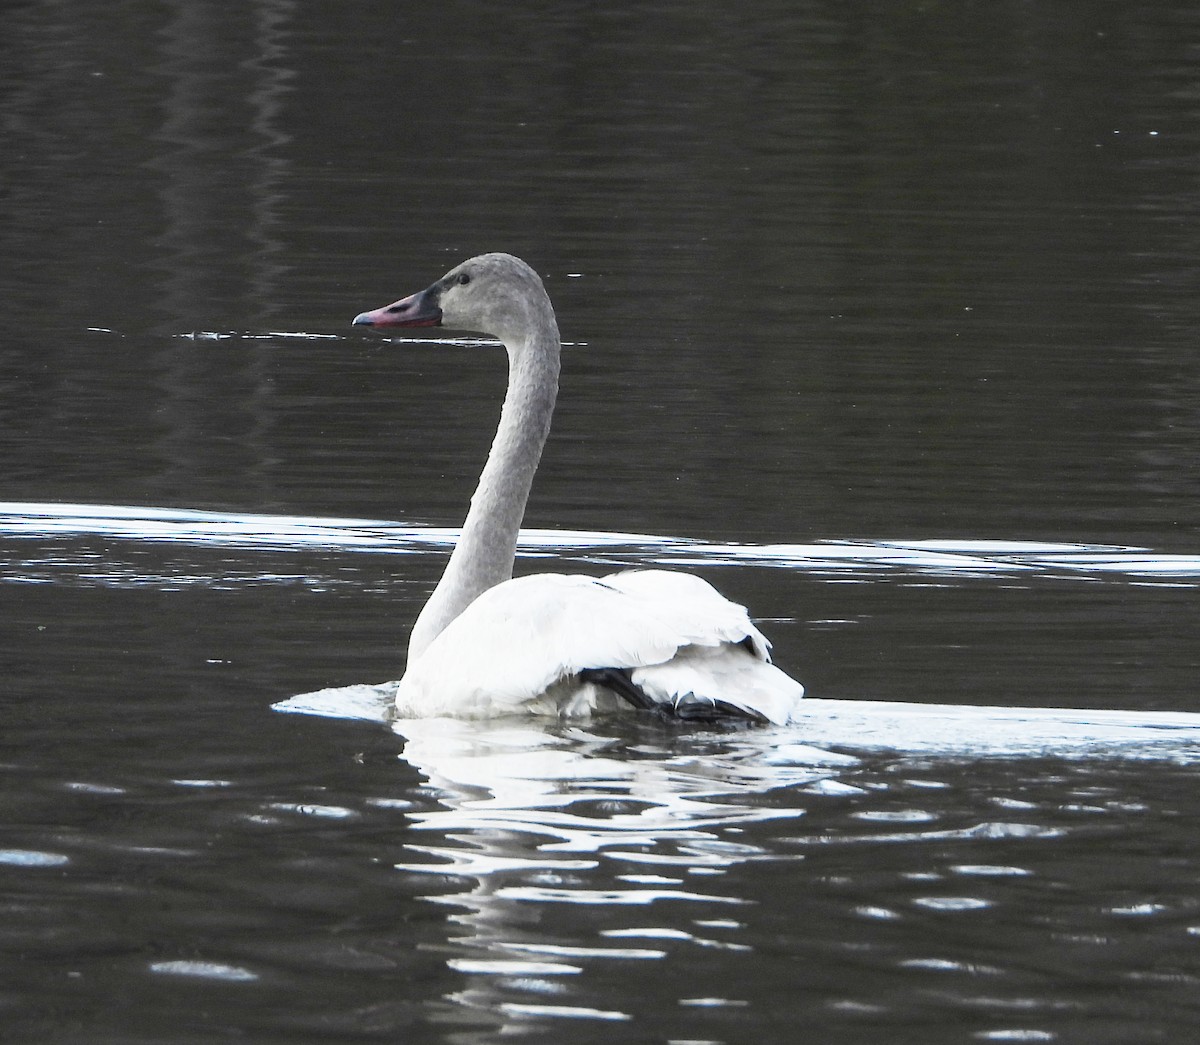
352, 253, 804, 725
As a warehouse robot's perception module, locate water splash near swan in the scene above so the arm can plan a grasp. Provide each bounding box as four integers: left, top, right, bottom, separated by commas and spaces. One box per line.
274, 683, 1200, 763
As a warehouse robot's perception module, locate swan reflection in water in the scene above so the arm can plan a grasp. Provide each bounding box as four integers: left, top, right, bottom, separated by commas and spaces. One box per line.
276, 683, 858, 1029
398, 722, 858, 1026
279, 681, 857, 869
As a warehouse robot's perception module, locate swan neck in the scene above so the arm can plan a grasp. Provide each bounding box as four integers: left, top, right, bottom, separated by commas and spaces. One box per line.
407, 312, 560, 661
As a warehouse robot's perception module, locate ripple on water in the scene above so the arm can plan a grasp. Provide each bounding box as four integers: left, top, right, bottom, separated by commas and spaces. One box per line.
498, 1002, 631, 1021
495, 886, 747, 906
952, 864, 1033, 877
901, 957, 1004, 975
447, 959, 581, 976
1107, 902, 1168, 916
148, 960, 258, 982
264, 802, 358, 819
854, 905, 902, 920
5, 502, 1200, 586
0, 849, 70, 867
64, 781, 125, 795
852, 809, 938, 823
504, 942, 666, 960
973, 1032, 1057, 1042
912, 897, 993, 912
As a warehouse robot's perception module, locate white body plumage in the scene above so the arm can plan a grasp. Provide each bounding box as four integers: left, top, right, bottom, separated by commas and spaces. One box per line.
395, 569, 804, 724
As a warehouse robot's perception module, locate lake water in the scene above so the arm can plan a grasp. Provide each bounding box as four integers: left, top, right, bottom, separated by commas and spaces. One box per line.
3, 1, 1200, 1041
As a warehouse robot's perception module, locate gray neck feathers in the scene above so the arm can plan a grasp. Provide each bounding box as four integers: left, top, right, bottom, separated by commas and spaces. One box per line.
406, 304, 560, 662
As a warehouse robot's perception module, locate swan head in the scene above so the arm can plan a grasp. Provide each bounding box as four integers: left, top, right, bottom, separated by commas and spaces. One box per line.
352, 253, 553, 344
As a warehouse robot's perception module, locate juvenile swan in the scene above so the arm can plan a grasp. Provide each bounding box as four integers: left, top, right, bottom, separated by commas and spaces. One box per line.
353, 253, 804, 724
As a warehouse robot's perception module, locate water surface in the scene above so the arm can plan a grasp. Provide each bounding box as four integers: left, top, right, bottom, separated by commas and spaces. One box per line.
3, 1, 1200, 1041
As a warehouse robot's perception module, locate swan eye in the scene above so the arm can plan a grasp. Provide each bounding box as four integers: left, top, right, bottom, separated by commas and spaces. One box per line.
457, 273, 471, 286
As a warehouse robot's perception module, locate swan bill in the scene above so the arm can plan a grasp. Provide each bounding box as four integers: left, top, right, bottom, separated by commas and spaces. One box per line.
353, 286, 442, 328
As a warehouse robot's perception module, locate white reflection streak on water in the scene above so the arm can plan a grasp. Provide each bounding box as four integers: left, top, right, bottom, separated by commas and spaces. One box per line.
3, 502, 1200, 583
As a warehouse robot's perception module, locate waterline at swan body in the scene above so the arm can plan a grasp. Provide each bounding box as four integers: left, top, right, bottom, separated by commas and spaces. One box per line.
352, 253, 804, 725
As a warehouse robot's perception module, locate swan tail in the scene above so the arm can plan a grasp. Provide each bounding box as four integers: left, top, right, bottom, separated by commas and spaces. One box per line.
623, 645, 804, 726
579, 667, 770, 726
577, 667, 657, 711
670, 694, 771, 726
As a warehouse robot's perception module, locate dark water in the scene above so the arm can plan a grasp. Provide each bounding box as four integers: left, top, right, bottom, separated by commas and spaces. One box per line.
3, 1, 1200, 1041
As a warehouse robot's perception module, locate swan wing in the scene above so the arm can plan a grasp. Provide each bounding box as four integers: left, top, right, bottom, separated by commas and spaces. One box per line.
598, 569, 774, 660
396, 570, 802, 723
397, 573, 680, 716
603, 571, 803, 725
